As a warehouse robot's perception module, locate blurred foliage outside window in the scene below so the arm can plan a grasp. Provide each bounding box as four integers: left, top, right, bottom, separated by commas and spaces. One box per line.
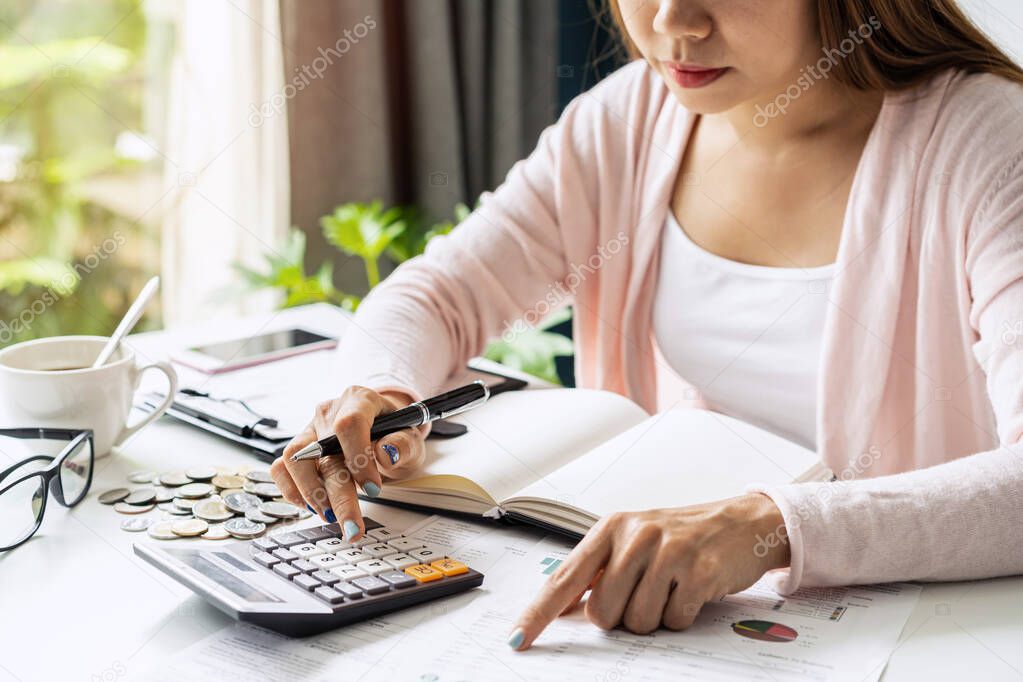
0, 0, 171, 347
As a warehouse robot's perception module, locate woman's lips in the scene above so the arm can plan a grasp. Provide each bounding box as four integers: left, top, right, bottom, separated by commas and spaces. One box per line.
665, 64, 729, 89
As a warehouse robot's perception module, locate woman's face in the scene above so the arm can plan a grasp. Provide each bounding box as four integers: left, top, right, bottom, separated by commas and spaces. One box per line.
617, 0, 822, 115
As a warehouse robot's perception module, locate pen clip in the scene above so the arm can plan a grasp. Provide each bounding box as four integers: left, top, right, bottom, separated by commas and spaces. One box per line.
436, 382, 490, 420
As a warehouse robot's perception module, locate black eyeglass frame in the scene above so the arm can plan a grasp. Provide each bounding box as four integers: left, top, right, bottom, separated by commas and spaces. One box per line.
0, 428, 95, 551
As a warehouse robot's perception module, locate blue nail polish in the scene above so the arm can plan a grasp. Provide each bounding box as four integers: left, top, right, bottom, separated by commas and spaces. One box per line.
363, 481, 381, 498
324, 508, 337, 523
507, 628, 525, 650
343, 519, 360, 541
383, 444, 399, 465
306, 504, 315, 514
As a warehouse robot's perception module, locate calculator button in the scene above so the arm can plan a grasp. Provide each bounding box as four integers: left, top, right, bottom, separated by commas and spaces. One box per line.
337, 548, 368, 563
251, 551, 279, 568
313, 586, 345, 604
251, 536, 278, 552
315, 538, 346, 553
271, 548, 298, 562
334, 582, 364, 599
405, 564, 443, 583
383, 553, 419, 570
363, 543, 399, 558
273, 563, 302, 579
379, 571, 417, 589
297, 527, 334, 543
352, 576, 390, 595
409, 546, 445, 563
355, 559, 390, 575
312, 570, 340, 585
291, 559, 318, 573
349, 537, 375, 548
388, 537, 424, 552
291, 543, 325, 559
270, 532, 306, 547
293, 573, 321, 591
310, 553, 344, 569
430, 558, 469, 576
330, 565, 367, 581
366, 527, 402, 541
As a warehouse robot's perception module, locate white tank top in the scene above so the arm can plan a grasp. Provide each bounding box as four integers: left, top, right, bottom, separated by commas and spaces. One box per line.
652, 212, 835, 450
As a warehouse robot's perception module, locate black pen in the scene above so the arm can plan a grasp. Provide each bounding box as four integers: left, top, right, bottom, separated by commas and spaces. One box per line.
289, 381, 490, 462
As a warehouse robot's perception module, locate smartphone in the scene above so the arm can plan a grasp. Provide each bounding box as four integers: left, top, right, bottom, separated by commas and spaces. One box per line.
172, 328, 338, 374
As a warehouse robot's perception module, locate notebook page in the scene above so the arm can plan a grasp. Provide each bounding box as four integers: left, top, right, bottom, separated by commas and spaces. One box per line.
507, 407, 819, 518
386, 388, 649, 505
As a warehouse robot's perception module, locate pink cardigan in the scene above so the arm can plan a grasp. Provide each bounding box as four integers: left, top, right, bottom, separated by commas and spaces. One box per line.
338, 60, 1023, 592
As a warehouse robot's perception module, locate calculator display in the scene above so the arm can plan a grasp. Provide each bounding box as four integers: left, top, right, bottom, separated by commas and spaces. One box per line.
170, 549, 282, 603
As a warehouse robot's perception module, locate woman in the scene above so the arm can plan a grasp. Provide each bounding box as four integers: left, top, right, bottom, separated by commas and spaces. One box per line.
270, 0, 1023, 650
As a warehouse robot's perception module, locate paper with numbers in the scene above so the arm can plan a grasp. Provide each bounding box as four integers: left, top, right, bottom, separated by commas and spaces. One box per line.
136, 519, 920, 682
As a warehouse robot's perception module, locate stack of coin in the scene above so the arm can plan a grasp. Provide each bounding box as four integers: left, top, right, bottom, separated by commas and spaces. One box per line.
98, 467, 312, 541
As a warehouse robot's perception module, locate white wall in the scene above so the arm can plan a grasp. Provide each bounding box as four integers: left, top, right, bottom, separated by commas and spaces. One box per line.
959, 0, 1023, 65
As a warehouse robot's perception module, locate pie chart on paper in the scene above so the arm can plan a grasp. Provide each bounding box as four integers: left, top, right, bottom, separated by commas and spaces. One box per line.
731, 619, 798, 643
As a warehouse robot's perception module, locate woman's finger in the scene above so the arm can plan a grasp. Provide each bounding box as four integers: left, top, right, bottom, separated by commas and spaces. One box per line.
509, 520, 614, 650
584, 544, 646, 631
328, 388, 391, 498
661, 583, 706, 631
318, 452, 365, 541
373, 429, 424, 479
280, 424, 332, 519
621, 562, 674, 634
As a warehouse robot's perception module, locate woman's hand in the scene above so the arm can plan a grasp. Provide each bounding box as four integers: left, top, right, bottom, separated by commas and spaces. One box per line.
269, 385, 427, 541
508, 493, 789, 649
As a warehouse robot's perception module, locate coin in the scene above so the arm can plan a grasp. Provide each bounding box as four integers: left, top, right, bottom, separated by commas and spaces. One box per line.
259, 501, 299, 519
244, 508, 279, 524
127, 470, 156, 484
114, 501, 154, 514
218, 487, 244, 497
200, 523, 231, 540
171, 518, 209, 537
211, 474, 246, 490
177, 482, 214, 499
245, 470, 274, 484
159, 502, 192, 515
120, 517, 153, 532
147, 521, 179, 540
98, 488, 130, 505
173, 497, 198, 511
124, 488, 157, 505
193, 499, 235, 522
244, 482, 281, 498
223, 491, 262, 514
153, 486, 175, 503
224, 518, 266, 539
158, 471, 190, 487
185, 466, 216, 482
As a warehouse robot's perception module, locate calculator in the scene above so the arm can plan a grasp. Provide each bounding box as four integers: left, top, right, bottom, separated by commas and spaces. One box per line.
134, 517, 484, 636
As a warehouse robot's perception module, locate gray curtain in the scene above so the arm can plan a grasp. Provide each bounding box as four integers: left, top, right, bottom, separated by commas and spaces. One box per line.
279, 0, 560, 294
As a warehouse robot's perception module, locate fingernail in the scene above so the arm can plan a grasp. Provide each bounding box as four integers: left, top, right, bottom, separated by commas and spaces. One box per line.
507, 628, 525, 650
343, 519, 360, 541
363, 481, 381, 498
306, 504, 315, 514
324, 508, 337, 523
383, 444, 399, 465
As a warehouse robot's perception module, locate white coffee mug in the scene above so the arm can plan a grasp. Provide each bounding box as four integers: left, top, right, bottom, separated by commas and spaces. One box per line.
0, 335, 178, 457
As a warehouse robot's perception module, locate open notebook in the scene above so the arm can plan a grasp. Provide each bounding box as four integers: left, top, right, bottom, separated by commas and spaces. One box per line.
379, 388, 830, 537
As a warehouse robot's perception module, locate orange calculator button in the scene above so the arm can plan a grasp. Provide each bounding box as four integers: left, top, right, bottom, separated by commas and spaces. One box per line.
405, 564, 443, 582
430, 558, 469, 576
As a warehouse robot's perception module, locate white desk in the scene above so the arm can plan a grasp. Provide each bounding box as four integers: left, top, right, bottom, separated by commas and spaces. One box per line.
1, 304, 1021, 681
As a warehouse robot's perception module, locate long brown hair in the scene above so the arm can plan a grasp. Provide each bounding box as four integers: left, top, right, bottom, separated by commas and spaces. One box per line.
604, 0, 1023, 90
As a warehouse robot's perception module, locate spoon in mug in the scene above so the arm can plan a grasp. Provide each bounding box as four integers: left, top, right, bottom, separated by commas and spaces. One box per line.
91, 276, 161, 368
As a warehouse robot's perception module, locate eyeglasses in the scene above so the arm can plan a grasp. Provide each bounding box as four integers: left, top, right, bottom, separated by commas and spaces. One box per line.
0, 428, 94, 551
